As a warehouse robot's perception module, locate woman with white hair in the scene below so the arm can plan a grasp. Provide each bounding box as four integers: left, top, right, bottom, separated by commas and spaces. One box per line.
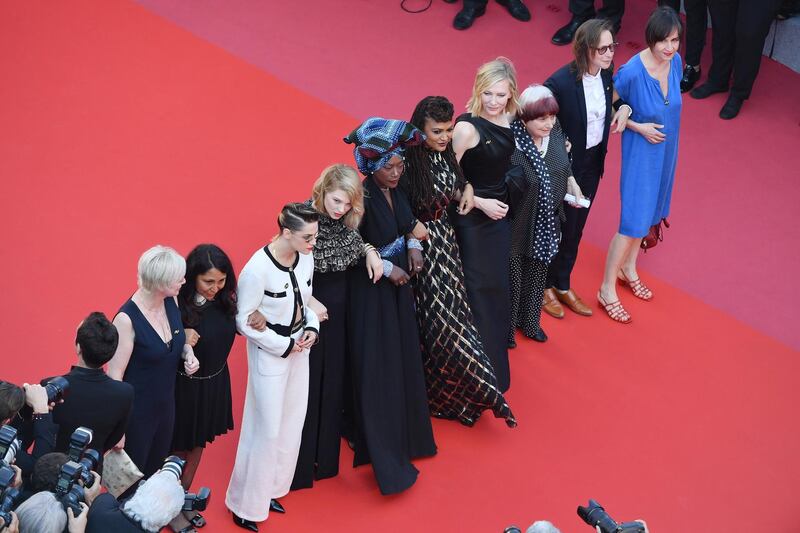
109, 245, 199, 477
16, 490, 87, 533
507, 85, 574, 344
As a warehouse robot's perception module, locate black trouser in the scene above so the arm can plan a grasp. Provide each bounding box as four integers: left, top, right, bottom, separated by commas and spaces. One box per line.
706, 0, 782, 99
546, 145, 603, 291
569, 0, 625, 26
659, 0, 709, 67
464, 0, 489, 7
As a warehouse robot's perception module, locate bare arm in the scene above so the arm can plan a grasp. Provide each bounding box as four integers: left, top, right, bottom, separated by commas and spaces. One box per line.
451, 121, 479, 164
108, 313, 134, 380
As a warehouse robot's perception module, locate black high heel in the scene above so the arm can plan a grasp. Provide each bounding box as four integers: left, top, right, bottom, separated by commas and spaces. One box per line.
231, 512, 258, 532
269, 498, 286, 514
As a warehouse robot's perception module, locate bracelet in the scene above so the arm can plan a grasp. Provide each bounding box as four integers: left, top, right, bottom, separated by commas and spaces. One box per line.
407, 238, 423, 251
382, 259, 394, 277
620, 104, 633, 118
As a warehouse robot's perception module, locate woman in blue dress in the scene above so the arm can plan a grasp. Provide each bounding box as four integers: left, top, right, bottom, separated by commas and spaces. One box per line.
598, 6, 684, 323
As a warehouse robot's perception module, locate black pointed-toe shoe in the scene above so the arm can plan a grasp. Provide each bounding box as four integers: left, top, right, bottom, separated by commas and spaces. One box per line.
453, 5, 486, 30
680, 65, 701, 93
532, 328, 548, 343
690, 82, 727, 100
719, 95, 744, 120
496, 0, 531, 21
551, 16, 587, 45
269, 499, 286, 514
232, 513, 258, 532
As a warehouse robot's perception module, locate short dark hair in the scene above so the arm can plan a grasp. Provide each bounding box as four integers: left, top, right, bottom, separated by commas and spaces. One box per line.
76, 312, 119, 368
0, 381, 25, 421
277, 202, 320, 232
519, 96, 560, 123
31, 452, 69, 492
645, 6, 683, 49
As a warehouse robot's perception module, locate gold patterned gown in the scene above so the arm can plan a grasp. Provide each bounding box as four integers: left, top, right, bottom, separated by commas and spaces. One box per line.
403, 151, 516, 427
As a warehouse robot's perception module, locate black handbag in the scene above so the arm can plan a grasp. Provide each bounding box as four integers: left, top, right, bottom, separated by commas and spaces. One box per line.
504, 163, 529, 217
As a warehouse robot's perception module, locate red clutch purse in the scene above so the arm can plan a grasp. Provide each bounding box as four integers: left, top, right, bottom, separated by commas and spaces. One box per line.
641, 218, 670, 251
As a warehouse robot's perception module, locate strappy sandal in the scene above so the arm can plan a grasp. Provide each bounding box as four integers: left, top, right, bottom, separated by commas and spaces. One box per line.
617, 271, 653, 301
597, 292, 632, 324
185, 511, 206, 528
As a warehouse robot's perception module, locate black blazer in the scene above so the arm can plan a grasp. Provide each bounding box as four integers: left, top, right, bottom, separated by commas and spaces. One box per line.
50, 366, 134, 455
544, 62, 615, 181
86, 493, 145, 533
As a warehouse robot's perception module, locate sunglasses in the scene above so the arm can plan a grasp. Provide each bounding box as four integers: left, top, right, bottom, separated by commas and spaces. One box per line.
595, 42, 619, 55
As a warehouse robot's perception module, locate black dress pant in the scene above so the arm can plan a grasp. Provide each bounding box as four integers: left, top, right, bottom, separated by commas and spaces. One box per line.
659, 0, 709, 67
569, 0, 625, 26
706, 0, 782, 99
546, 145, 603, 291
464, 0, 488, 7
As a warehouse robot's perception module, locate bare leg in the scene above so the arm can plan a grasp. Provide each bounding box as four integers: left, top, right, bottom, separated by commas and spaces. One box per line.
600, 233, 637, 302
619, 238, 644, 281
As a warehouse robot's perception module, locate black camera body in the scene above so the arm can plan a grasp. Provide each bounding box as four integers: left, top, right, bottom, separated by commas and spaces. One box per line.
54, 461, 86, 517
0, 466, 21, 527
0, 425, 21, 467
577, 500, 645, 533
68, 427, 100, 488
160, 456, 211, 512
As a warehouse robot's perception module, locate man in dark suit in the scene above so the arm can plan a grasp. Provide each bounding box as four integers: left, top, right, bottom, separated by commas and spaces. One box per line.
52, 312, 133, 456
551, 0, 624, 45
544, 19, 629, 317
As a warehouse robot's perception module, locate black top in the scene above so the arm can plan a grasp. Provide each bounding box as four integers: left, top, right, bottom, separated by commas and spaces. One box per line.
456, 113, 514, 201
86, 493, 145, 533
544, 63, 615, 179
51, 366, 134, 454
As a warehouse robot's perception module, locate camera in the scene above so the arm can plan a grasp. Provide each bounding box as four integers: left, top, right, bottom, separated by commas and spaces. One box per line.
67, 427, 101, 488
161, 456, 211, 512
0, 425, 20, 467
0, 466, 22, 527
44, 376, 70, 403
577, 500, 645, 533
54, 461, 86, 517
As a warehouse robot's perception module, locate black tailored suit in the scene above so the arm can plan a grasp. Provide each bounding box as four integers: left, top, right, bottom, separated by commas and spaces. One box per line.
660, 0, 709, 67
50, 366, 134, 455
544, 63, 614, 291
569, 0, 624, 27
85, 493, 145, 533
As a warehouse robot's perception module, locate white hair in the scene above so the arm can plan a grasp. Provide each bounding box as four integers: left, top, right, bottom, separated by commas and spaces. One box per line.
137, 245, 186, 292
518, 84, 555, 109
122, 470, 184, 532
526, 520, 562, 533
16, 491, 68, 533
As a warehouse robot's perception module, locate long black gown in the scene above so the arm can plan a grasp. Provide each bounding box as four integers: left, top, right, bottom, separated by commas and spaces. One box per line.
347, 176, 437, 495
451, 114, 514, 393
402, 151, 516, 427
291, 207, 364, 490
172, 298, 235, 451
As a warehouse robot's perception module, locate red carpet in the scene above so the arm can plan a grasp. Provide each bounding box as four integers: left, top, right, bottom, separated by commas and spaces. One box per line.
1, 1, 798, 532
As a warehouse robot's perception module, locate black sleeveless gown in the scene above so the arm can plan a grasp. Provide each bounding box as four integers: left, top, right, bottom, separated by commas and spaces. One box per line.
451, 114, 514, 393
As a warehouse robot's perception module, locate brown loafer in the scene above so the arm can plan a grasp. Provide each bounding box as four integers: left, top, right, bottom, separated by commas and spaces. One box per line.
542, 288, 565, 319
555, 288, 593, 316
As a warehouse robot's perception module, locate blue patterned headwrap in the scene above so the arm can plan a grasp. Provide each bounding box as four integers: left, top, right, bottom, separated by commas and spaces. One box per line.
343, 117, 425, 175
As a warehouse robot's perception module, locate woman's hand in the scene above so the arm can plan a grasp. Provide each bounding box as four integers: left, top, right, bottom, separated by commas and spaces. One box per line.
113, 435, 125, 450
387, 266, 411, 287
295, 330, 318, 350
308, 297, 328, 323
411, 221, 429, 241
183, 345, 199, 375
247, 310, 267, 332
67, 503, 89, 533
634, 122, 665, 144
458, 183, 475, 215
184, 328, 200, 347
365, 249, 384, 284
566, 176, 586, 208
475, 196, 509, 220
407, 248, 424, 276
611, 105, 631, 133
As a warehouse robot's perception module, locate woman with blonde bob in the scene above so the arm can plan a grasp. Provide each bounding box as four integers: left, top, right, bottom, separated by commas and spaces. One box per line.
109, 245, 200, 477
451, 57, 519, 392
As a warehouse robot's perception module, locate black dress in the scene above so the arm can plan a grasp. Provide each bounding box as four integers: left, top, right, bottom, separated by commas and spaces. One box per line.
291, 207, 363, 490
172, 298, 236, 451
452, 114, 514, 392
118, 297, 185, 477
509, 120, 571, 339
347, 176, 437, 495
402, 151, 516, 428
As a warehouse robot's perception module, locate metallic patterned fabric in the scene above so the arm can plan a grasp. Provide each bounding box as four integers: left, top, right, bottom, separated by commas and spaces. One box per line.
309, 202, 365, 273
408, 151, 516, 427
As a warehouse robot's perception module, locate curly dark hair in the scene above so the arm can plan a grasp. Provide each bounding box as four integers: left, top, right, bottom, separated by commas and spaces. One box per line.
402, 96, 465, 213
178, 244, 238, 327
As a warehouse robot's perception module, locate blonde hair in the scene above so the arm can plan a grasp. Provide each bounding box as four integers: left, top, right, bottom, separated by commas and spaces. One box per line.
467, 56, 520, 117
311, 164, 364, 229
137, 245, 186, 292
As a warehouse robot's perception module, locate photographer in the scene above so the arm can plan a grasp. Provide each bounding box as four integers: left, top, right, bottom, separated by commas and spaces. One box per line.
14, 491, 87, 533
0, 381, 56, 477
86, 469, 185, 533
51, 313, 134, 457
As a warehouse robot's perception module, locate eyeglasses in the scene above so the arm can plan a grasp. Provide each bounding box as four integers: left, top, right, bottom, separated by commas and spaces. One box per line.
292, 231, 318, 243
595, 42, 619, 55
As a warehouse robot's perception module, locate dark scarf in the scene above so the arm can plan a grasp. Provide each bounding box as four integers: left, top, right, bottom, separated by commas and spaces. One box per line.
510, 119, 559, 262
